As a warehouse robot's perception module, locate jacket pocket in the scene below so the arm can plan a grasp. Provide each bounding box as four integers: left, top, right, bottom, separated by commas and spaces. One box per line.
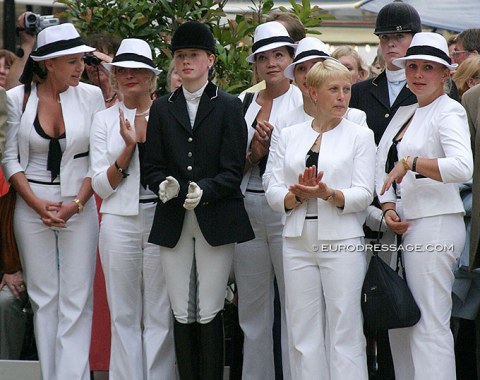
73, 151, 89, 159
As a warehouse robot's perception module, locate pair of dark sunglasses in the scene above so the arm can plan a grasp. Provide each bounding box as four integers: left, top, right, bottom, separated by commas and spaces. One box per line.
83, 54, 102, 66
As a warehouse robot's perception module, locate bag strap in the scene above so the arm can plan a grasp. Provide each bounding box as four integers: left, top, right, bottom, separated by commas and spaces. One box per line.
375, 212, 409, 284
242, 91, 254, 116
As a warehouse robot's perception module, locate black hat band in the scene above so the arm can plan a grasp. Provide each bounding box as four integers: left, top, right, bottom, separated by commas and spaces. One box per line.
31, 37, 85, 57
293, 49, 330, 63
405, 45, 452, 65
252, 36, 294, 53
112, 53, 155, 68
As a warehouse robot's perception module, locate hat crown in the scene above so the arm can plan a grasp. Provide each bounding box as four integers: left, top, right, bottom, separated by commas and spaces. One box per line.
115, 38, 153, 61
253, 21, 290, 44
295, 37, 329, 57
36, 23, 81, 49
374, 1, 422, 35
171, 21, 215, 53
409, 32, 448, 55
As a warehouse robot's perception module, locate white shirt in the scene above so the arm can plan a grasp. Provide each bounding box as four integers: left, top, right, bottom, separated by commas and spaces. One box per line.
183, 81, 208, 127
386, 68, 407, 107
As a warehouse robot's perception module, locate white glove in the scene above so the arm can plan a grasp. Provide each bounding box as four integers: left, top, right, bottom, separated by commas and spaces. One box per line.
158, 176, 180, 203
183, 182, 203, 210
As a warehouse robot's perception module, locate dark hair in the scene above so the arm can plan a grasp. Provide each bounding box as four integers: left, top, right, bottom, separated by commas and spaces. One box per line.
266, 11, 306, 43
457, 29, 480, 54
83, 33, 121, 56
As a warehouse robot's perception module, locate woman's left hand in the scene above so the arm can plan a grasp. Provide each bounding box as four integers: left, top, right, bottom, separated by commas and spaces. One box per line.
119, 109, 137, 147
290, 166, 331, 200
2, 271, 26, 299
381, 161, 407, 195
47, 201, 78, 227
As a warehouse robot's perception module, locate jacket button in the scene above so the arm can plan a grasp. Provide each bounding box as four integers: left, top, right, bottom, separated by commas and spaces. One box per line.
188, 137, 193, 142
384, 113, 390, 118
187, 152, 193, 157
187, 166, 192, 171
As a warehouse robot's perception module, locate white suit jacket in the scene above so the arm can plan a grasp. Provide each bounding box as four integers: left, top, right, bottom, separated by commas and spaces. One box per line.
239, 84, 302, 193
375, 95, 473, 220
263, 104, 368, 190
265, 118, 376, 240
2, 83, 104, 196
90, 102, 143, 216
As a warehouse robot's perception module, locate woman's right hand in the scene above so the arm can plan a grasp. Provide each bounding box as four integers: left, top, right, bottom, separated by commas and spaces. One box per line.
32, 197, 65, 228
383, 209, 409, 235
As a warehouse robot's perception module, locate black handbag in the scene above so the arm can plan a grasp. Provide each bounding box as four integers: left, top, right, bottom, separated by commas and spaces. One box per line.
362, 218, 421, 333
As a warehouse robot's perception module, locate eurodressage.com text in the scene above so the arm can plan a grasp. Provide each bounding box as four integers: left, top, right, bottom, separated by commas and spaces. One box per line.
318, 243, 455, 253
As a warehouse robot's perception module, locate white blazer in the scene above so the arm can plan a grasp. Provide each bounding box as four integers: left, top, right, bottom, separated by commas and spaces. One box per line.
263, 105, 368, 190
239, 84, 302, 193
2, 83, 104, 196
375, 95, 473, 220
90, 102, 144, 216
265, 118, 376, 240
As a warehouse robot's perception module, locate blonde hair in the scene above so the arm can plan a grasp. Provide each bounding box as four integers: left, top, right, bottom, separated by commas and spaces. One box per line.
453, 55, 480, 97
306, 60, 351, 90
331, 45, 369, 78
110, 67, 157, 93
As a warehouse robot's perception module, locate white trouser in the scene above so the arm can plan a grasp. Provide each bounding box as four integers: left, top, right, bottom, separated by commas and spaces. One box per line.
14, 183, 98, 380
283, 220, 368, 380
160, 210, 233, 324
99, 202, 176, 380
389, 212, 464, 380
234, 192, 289, 380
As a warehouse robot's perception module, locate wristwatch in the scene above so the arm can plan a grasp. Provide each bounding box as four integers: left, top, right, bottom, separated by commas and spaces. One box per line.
114, 160, 129, 178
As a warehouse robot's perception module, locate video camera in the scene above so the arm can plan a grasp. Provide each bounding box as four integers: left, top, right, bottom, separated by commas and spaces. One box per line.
23, 12, 59, 35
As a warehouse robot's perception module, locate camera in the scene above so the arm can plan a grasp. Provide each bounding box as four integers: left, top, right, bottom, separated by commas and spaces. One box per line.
83, 54, 102, 66
23, 12, 59, 35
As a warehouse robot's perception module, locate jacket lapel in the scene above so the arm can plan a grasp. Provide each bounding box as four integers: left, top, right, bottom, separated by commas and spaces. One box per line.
392, 84, 416, 110
193, 82, 218, 130
168, 89, 193, 134
368, 72, 391, 111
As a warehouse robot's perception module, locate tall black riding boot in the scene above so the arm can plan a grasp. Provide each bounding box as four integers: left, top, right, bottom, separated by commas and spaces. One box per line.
199, 312, 225, 380
174, 320, 200, 380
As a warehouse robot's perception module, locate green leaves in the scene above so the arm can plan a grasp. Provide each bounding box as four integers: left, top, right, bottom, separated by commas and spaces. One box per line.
56, 0, 325, 95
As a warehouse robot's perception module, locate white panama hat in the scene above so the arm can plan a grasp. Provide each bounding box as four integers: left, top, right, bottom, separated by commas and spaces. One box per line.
30, 23, 95, 62
393, 32, 457, 71
103, 38, 161, 75
246, 21, 297, 63
283, 37, 338, 80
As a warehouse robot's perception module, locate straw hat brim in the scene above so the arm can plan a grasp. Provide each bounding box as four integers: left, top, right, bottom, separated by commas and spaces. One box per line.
284, 55, 339, 80
30, 45, 95, 62
246, 42, 297, 63
393, 55, 457, 71
103, 61, 161, 75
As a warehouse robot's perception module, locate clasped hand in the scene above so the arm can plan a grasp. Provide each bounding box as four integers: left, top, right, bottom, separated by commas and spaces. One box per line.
289, 166, 331, 200
35, 198, 75, 228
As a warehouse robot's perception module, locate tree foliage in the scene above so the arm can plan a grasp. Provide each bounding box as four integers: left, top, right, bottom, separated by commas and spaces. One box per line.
56, 0, 332, 95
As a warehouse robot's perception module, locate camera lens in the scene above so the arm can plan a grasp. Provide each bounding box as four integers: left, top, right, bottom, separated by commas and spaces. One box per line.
26, 14, 37, 22
83, 54, 102, 66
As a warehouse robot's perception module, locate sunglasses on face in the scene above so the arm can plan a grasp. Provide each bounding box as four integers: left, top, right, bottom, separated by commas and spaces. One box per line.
83, 54, 102, 66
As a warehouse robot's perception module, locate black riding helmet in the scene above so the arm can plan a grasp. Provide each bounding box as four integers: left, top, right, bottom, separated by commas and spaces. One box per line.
374, 0, 422, 36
